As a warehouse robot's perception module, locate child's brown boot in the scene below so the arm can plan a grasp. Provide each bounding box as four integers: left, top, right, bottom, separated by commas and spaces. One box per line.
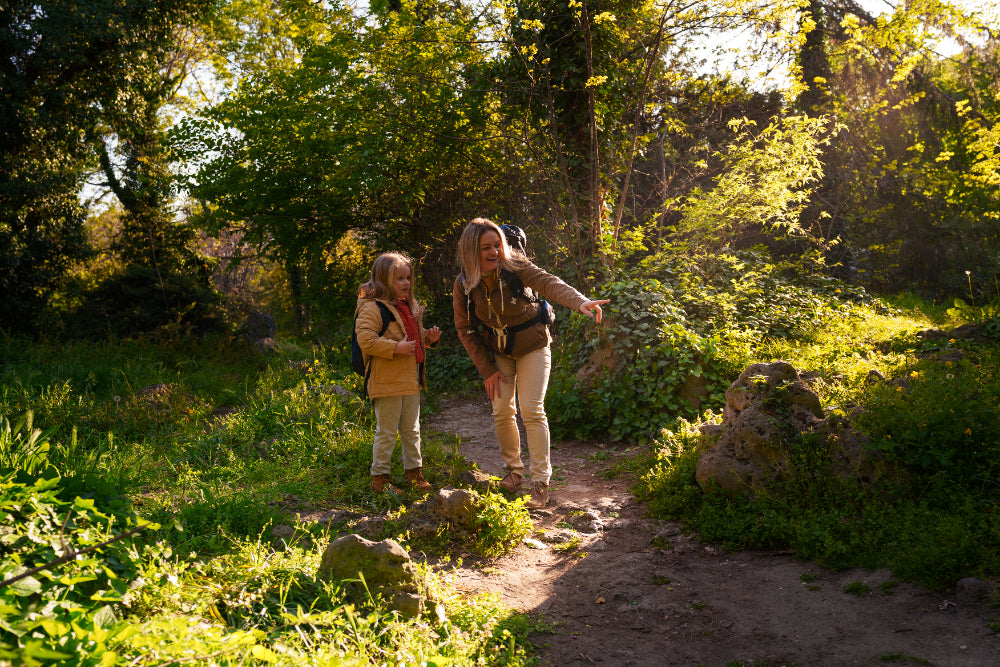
405, 467, 432, 492
371, 474, 401, 493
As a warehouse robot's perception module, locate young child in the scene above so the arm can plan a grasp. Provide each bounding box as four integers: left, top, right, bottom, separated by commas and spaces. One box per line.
355, 252, 441, 493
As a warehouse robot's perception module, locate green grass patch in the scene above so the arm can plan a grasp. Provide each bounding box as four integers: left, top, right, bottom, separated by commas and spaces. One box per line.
0, 334, 539, 665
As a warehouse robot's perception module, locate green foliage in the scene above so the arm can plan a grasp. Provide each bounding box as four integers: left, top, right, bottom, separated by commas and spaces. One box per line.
69, 266, 227, 340
0, 419, 157, 664
472, 493, 533, 558
547, 249, 876, 443
637, 296, 1000, 589
0, 0, 211, 333
856, 350, 1000, 486
842, 581, 871, 596
946, 297, 1000, 338
675, 115, 833, 252
0, 334, 543, 665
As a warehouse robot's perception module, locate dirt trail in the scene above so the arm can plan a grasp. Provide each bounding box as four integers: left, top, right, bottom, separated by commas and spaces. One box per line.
424, 397, 1000, 667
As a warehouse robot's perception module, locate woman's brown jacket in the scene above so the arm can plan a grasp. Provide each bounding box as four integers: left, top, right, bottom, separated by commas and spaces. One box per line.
355, 298, 435, 399
452, 261, 587, 379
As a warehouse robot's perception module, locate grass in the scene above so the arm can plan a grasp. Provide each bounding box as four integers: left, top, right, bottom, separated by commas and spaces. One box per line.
636, 300, 1000, 591
0, 333, 538, 665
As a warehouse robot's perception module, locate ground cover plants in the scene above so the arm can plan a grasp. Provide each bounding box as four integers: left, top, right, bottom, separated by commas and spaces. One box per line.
0, 334, 538, 665
636, 293, 1000, 590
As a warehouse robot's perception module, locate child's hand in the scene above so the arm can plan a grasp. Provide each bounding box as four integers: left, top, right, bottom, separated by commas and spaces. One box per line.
394, 338, 417, 356
426, 326, 441, 344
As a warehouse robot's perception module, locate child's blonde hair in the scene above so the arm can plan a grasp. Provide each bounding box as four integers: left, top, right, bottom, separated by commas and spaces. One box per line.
456, 217, 526, 290
359, 252, 420, 312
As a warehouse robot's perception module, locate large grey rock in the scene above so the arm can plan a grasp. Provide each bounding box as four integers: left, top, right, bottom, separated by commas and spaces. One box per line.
696, 361, 888, 494
317, 534, 423, 616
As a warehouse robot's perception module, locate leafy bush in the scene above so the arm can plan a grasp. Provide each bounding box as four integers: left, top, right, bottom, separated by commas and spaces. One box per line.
547, 248, 874, 443
0, 418, 157, 665
855, 349, 1000, 487
69, 265, 227, 340
472, 492, 533, 558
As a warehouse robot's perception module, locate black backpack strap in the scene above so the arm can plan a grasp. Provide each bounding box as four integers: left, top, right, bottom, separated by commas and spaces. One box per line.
496, 299, 551, 355
375, 301, 392, 336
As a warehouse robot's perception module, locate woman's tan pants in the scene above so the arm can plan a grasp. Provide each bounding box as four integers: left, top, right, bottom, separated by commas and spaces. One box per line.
491, 346, 552, 484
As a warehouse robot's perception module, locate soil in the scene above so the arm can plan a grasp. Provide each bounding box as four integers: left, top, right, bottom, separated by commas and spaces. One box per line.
422, 396, 1000, 667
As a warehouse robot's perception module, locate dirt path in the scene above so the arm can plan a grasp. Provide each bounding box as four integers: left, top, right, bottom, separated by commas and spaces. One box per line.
424, 397, 1000, 667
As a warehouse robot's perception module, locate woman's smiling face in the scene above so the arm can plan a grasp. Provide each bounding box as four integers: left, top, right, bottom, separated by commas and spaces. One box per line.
479, 230, 502, 274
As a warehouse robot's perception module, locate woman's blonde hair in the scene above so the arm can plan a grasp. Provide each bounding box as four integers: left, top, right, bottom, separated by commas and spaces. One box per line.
455, 217, 526, 291
359, 252, 420, 312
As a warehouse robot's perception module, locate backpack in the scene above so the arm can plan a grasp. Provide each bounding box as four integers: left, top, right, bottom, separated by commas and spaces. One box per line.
350, 301, 393, 379
461, 224, 554, 356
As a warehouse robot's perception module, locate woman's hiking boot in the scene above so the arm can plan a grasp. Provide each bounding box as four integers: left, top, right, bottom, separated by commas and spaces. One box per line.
405, 467, 433, 492
499, 470, 523, 493
525, 481, 549, 509
371, 474, 401, 493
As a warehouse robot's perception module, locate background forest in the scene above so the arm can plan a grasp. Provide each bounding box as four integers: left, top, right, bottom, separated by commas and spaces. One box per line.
2, 0, 1000, 664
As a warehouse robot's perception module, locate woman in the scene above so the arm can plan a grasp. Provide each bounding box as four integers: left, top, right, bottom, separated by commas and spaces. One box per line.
453, 218, 609, 508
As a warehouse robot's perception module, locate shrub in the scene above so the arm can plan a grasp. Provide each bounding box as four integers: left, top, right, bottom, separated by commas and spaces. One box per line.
855, 349, 1000, 487
547, 248, 873, 444
0, 418, 156, 664
69, 266, 227, 340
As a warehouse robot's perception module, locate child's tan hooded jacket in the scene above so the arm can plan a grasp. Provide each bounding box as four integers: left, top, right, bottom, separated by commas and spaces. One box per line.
355, 298, 435, 399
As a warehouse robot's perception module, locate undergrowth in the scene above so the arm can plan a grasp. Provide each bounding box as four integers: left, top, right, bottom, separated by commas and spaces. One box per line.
0, 334, 538, 666
637, 306, 1000, 590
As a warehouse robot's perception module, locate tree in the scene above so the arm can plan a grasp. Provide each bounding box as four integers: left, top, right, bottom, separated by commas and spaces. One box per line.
179, 0, 510, 324
0, 0, 208, 332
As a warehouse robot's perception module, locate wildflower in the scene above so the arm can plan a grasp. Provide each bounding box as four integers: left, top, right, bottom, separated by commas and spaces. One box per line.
949, 339, 956, 344
965, 427, 972, 436
910, 371, 919, 378
946, 361, 953, 367
886, 434, 892, 439
947, 373, 954, 379
896, 386, 903, 392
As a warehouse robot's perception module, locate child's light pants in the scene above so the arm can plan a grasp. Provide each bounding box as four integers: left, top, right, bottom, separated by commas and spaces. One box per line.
371, 394, 422, 476
491, 346, 552, 484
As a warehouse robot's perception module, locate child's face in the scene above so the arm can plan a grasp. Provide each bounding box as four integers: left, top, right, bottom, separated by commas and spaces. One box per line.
391, 264, 412, 301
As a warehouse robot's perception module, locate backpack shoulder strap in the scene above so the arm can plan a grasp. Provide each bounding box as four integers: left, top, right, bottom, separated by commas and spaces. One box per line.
375, 301, 392, 335
502, 268, 536, 302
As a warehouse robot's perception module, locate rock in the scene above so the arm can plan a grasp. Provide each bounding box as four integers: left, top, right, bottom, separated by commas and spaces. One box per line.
575, 340, 620, 391
696, 360, 891, 494
271, 524, 296, 545
679, 373, 710, 411
239, 310, 276, 341
542, 528, 579, 544
354, 517, 386, 539
317, 534, 423, 616
918, 324, 991, 344
252, 337, 280, 354
458, 469, 493, 491
568, 510, 604, 534
430, 488, 477, 527
955, 577, 993, 603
